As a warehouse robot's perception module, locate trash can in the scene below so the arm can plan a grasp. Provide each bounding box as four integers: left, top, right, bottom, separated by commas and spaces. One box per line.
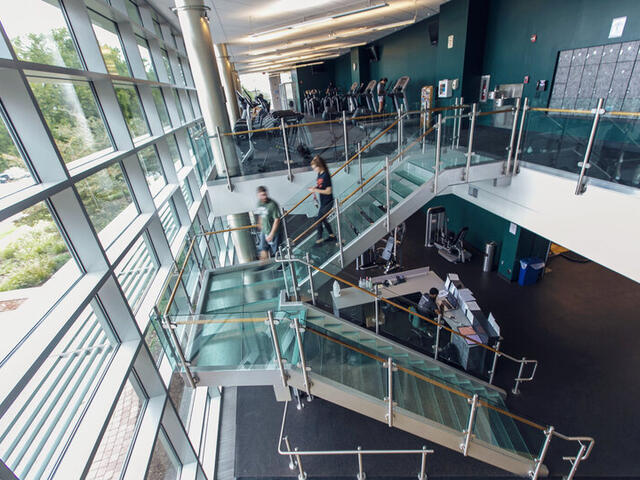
482, 241, 497, 272
518, 257, 545, 286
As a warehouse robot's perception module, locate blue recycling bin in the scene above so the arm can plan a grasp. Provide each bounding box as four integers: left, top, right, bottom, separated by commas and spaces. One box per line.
518, 257, 544, 286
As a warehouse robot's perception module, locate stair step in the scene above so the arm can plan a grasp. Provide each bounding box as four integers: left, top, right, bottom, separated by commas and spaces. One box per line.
389, 175, 415, 198
394, 168, 427, 186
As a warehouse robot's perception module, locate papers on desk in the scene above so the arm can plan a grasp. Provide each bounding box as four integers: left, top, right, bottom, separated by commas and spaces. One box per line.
458, 288, 475, 302
448, 273, 459, 281
458, 326, 482, 345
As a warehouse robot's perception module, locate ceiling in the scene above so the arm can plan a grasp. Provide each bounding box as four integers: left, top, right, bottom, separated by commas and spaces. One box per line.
150, 0, 446, 73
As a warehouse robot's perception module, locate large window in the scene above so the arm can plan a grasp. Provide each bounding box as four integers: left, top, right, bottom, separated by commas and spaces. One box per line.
181, 180, 193, 209
138, 145, 167, 197
161, 49, 174, 84
114, 83, 150, 142
167, 135, 183, 171
76, 162, 138, 246
151, 87, 172, 131
152, 16, 163, 39
136, 35, 157, 81
114, 233, 159, 311
125, 0, 142, 25
159, 199, 179, 243
0, 0, 83, 70
0, 302, 117, 480
29, 76, 113, 166
172, 89, 185, 124
89, 9, 130, 77
86, 375, 146, 480
0, 108, 35, 199
145, 428, 181, 480
0, 202, 82, 357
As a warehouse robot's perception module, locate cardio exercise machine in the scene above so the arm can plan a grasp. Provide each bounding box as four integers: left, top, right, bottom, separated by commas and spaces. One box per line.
387, 76, 410, 114
356, 223, 406, 274
425, 206, 471, 263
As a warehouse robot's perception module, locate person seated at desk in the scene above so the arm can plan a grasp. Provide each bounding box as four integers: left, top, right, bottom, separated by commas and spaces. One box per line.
418, 288, 442, 318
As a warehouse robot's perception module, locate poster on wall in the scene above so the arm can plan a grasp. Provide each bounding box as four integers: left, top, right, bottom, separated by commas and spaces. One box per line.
479, 75, 491, 102
420, 86, 434, 129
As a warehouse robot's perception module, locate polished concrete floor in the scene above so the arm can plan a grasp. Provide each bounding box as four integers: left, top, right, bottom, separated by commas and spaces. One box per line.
223, 210, 640, 479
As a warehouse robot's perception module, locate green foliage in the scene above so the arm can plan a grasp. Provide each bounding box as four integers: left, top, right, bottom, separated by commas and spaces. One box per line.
115, 85, 149, 138
0, 121, 24, 172
11, 27, 82, 69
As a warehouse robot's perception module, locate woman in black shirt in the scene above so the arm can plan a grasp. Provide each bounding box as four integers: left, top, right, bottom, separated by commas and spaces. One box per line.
309, 156, 335, 244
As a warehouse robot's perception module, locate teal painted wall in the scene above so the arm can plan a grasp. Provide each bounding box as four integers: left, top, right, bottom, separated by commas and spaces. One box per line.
296, 62, 335, 105
334, 54, 351, 92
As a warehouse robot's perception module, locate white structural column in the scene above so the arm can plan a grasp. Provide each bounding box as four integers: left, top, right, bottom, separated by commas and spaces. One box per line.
214, 43, 241, 124
174, 0, 256, 262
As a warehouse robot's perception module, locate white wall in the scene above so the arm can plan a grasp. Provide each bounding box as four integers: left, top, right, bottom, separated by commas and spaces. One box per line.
447, 166, 640, 283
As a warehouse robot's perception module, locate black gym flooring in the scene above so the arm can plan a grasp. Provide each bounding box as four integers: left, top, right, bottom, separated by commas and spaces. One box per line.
217, 210, 640, 479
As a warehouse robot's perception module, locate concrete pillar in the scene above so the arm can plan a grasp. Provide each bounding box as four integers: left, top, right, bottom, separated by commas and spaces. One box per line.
175, 0, 256, 262
214, 43, 241, 124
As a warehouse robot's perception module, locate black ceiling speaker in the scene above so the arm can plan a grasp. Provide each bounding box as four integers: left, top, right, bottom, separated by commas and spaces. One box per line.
428, 21, 438, 46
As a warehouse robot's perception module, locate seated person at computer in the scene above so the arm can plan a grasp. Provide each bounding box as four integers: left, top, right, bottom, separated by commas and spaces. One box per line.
419, 288, 442, 318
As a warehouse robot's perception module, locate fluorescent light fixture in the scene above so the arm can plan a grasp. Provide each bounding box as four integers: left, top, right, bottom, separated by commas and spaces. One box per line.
238, 42, 366, 63
240, 60, 327, 75
250, 2, 389, 39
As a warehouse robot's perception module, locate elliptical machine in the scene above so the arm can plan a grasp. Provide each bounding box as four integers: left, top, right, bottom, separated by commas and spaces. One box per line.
387, 76, 410, 113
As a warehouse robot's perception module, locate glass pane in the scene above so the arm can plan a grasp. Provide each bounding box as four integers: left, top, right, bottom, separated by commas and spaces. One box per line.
114, 234, 159, 311
151, 87, 171, 131
145, 428, 181, 480
159, 200, 179, 243
138, 145, 166, 197
172, 89, 185, 124
89, 9, 130, 77
189, 91, 200, 117
28, 76, 112, 165
125, 0, 142, 25
76, 162, 138, 247
167, 135, 182, 170
144, 318, 164, 366
0, 108, 35, 199
0, 0, 82, 69
181, 180, 193, 208
152, 18, 163, 39
161, 49, 174, 84
136, 35, 157, 81
0, 302, 116, 480
170, 32, 178, 49
86, 375, 146, 480
168, 372, 193, 428
176, 58, 186, 86
114, 83, 150, 141
0, 202, 82, 359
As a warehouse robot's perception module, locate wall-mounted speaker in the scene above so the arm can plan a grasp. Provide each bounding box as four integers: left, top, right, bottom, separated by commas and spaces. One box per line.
428, 21, 438, 46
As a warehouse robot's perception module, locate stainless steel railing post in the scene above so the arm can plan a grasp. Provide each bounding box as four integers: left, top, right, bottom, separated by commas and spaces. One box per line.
357, 446, 365, 480
385, 156, 391, 233
267, 310, 289, 388
375, 290, 380, 335
283, 436, 297, 470
513, 357, 526, 394
433, 114, 442, 193
452, 97, 459, 149
575, 97, 604, 195
463, 103, 477, 181
384, 357, 395, 427
305, 252, 316, 305
281, 207, 291, 248
288, 248, 299, 302
505, 97, 521, 175
418, 446, 428, 480
343, 110, 350, 173
530, 426, 554, 480
421, 109, 427, 154
334, 199, 345, 268
358, 141, 363, 184
216, 126, 233, 191
488, 337, 502, 385
456, 97, 464, 149
294, 447, 307, 480
281, 118, 293, 182
460, 394, 479, 456
434, 313, 442, 360
513, 97, 529, 175
165, 318, 198, 388
565, 443, 587, 480
397, 112, 401, 158
200, 226, 216, 269
293, 317, 312, 397
279, 246, 291, 298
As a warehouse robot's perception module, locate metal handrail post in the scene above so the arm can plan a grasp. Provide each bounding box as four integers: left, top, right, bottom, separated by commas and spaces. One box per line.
564, 443, 587, 480
418, 446, 428, 480
384, 357, 395, 427
343, 110, 350, 173
513, 357, 526, 394
279, 246, 291, 298
505, 97, 522, 175
488, 337, 502, 384
216, 126, 233, 191
385, 156, 391, 233
433, 114, 442, 193
421, 108, 427, 153
357, 141, 363, 184
294, 448, 307, 480
434, 313, 442, 360
357, 446, 365, 480
530, 426, 554, 480
305, 253, 316, 305
293, 317, 312, 396
513, 97, 529, 175
283, 436, 297, 470
200, 226, 216, 269
451, 97, 459, 149
463, 103, 477, 181
267, 310, 289, 388
575, 97, 604, 195
334, 199, 345, 268
375, 290, 380, 335
281, 207, 291, 248
165, 319, 197, 388
281, 118, 293, 182
456, 97, 464, 149
396, 112, 401, 157
460, 394, 479, 456
288, 248, 299, 301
